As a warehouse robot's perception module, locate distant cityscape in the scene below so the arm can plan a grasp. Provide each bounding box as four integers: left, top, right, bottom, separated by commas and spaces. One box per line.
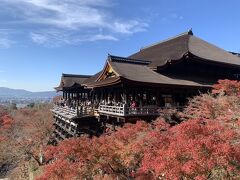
0, 87, 60, 108
0, 96, 53, 108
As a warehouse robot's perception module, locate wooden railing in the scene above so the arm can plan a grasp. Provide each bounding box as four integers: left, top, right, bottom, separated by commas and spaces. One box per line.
51, 105, 94, 119
98, 105, 160, 116
52, 104, 184, 118
99, 105, 126, 116
126, 107, 159, 116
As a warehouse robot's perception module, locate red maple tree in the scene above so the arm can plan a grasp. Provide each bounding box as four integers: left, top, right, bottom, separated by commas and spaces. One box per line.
38, 80, 240, 179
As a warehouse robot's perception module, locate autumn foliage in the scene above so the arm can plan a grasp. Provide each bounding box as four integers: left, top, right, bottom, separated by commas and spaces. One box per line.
0, 104, 54, 178
0, 107, 13, 133
38, 80, 240, 179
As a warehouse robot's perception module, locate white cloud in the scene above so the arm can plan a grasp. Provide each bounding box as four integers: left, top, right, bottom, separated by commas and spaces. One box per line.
0, 38, 14, 48
30, 30, 118, 47
1, 0, 148, 46
161, 13, 184, 22
113, 21, 148, 34
170, 13, 184, 20
0, 30, 15, 48
30, 33, 48, 44
88, 34, 118, 41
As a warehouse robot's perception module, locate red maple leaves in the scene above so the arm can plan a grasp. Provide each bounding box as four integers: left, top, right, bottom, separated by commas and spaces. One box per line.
39, 80, 240, 179
140, 119, 240, 179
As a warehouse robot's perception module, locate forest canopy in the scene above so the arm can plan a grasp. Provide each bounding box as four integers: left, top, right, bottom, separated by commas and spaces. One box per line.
1, 80, 240, 179
40, 80, 240, 180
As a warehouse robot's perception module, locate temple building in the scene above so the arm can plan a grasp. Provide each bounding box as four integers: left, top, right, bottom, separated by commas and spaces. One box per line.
51, 30, 240, 142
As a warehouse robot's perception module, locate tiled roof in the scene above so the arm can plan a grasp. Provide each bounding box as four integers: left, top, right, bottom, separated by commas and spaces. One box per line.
130, 30, 240, 68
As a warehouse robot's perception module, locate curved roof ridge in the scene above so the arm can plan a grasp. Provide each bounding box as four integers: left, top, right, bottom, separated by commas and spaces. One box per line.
55, 73, 93, 91
140, 29, 193, 51
129, 30, 240, 68
106, 60, 212, 87
229, 51, 240, 57
82, 71, 102, 86
62, 73, 92, 78
188, 35, 240, 66
109, 54, 151, 65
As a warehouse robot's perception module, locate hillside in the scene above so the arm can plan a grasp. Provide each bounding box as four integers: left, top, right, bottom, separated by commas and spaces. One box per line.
0, 87, 59, 98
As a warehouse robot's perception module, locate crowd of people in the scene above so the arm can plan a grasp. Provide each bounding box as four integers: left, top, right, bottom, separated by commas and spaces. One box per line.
55, 98, 92, 112
55, 96, 175, 115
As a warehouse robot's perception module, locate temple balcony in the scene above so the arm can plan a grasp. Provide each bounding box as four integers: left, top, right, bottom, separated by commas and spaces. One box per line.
55, 122, 76, 135
98, 104, 160, 117
52, 103, 184, 120
98, 104, 184, 117
51, 105, 94, 120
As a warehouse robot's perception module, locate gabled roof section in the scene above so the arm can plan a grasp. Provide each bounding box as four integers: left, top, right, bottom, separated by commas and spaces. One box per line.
86, 54, 213, 88
229, 51, 240, 57
62, 74, 92, 78
55, 73, 92, 91
129, 30, 240, 68
109, 55, 151, 65
109, 60, 212, 87
82, 71, 102, 86
93, 55, 151, 82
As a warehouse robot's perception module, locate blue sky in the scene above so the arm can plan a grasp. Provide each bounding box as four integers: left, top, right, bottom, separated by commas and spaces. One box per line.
0, 0, 239, 91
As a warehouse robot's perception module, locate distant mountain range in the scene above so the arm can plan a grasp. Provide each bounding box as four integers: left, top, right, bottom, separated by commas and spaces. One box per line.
0, 87, 60, 98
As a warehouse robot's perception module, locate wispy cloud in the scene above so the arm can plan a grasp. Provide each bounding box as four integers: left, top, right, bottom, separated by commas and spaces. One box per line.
0, 29, 15, 48
161, 13, 184, 22
170, 13, 184, 20
0, 38, 14, 49
88, 34, 118, 42
0, 0, 148, 46
30, 30, 118, 47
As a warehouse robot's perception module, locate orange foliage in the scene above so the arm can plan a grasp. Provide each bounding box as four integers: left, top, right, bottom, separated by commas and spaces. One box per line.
212, 79, 240, 96
0, 115, 13, 129
0, 103, 54, 177
38, 80, 240, 179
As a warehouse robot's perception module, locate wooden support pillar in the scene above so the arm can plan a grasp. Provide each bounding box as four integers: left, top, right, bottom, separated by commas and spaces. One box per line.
87, 92, 89, 100
100, 90, 103, 102
152, 88, 157, 105
123, 90, 127, 104
145, 89, 149, 105
114, 89, 117, 103
91, 91, 94, 104
126, 89, 129, 105
95, 91, 99, 103
117, 89, 121, 102
95, 91, 98, 104
133, 90, 136, 101
156, 90, 160, 106
107, 90, 110, 104
103, 89, 106, 103
76, 93, 79, 105
140, 90, 143, 107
